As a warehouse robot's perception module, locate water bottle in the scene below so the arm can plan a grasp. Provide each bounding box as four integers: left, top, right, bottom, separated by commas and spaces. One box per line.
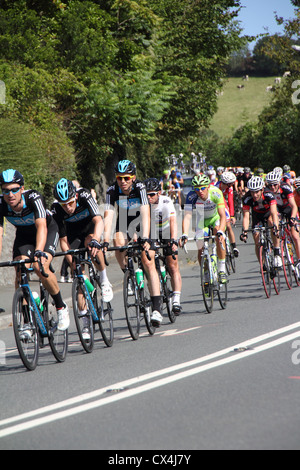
135, 268, 144, 288
83, 275, 95, 293
32, 291, 43, 312
210, 254, 218, 282
160, 265, 167, 283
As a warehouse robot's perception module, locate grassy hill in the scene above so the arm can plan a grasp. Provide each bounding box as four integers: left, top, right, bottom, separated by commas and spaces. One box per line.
209, 77, 276, 139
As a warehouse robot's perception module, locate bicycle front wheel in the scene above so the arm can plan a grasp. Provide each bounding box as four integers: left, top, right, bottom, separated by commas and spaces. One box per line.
123, 270, 140, 340
259, 245, 271, 298
217, 278, 228, 309
72, 278, 94, 353
43, 290, 68, 362
12, 288, 39, 371
140, 276, 156, 335
200, 254, 213, 313
281, 238, 293, 289
162, 272, 176, 323
94, 280, 114, 347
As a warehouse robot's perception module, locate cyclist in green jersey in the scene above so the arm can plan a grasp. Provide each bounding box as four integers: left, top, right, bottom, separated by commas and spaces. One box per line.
179, 174, 228, 283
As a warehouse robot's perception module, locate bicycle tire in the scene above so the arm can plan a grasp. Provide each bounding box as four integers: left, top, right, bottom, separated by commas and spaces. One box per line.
281, 237, 293, 289
72, 278, 94, 353
217, 278, 228, 309
200, 254, 213, 313
123, 270, 140, 340
43, 289, 68, 362
12, 288, 39, 371
259, 245, 271, 298
140, 277, 156, 335
93, 278, 114, 347
163, 272, 176, 323
286, 233, 300, 287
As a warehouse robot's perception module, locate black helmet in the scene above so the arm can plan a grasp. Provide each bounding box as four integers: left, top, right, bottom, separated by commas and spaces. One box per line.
54, 178, 76, 202
0, 169, 24, 186
114, 159, 136, 175
144, 178, 161, 192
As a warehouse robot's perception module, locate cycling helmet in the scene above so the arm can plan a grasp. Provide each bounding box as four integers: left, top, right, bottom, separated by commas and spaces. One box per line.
114, 159, 136, 175
273, 166, 283, 176
244, 167, 251, 174
247, 176, 264, 191
192, 174, 210, 187
256, 167, 264, 175
217, 166, 224, 173
54, 178, 76, 202
294, 177, 300, 189
0, 169, 24, 186
144, 178, 161, 192
283, 164, 291, 173
221, 171, 236, 184
265, 171, 281, 185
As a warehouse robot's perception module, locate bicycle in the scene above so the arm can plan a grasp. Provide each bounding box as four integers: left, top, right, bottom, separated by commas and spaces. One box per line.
0, 258, 68, 371
112, 241, 155, 340
183, 229, 228, 313
55, 248, 114, 353
154, 241, 176, 324
245, 225, 281, 298
225, 232, 236, 275
279, 217, 300, 290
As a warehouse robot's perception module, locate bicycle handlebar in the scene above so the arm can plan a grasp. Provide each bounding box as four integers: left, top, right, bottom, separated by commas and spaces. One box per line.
0, 257, 49, 278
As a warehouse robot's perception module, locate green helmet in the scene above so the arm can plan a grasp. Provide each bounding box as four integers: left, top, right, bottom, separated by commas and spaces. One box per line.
192, 174, 210, 187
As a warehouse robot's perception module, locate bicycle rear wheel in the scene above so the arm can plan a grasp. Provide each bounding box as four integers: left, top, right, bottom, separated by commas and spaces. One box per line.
12, 288, 39, 371
217, 278, 228, 309
140, 278, 156, 335
123, 270, 140, 340
93, 279, 114, 347
259, 245, 271, 298
281, 237, 293, 289
200, 254, 213, 313
162, 271, 176, 323
286, 234, 300, 287
43, 290, 68, 362
72, 278, 94, 353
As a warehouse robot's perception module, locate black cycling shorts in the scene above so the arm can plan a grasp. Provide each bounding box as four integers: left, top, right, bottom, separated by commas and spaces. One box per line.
13, 217, 59, 259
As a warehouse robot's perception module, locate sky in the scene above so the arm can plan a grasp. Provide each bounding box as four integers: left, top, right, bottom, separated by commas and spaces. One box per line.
237, 0, 297, 48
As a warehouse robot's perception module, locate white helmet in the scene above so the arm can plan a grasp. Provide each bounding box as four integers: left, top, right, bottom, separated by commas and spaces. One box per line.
265, 171, 281, 185
294, 177, 300, 189
217, 166, 224, 173
221, 171, 236, 184
247, 176, 264, 191
273, 166, 283, 176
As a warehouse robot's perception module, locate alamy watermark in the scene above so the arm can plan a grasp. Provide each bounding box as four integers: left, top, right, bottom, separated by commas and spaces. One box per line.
0, 340, 6, 365
292, 80, 300, 105
291, 339, 300, 365
0, 81, 5, 104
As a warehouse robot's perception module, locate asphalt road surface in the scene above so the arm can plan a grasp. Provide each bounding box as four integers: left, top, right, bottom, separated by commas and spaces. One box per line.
1, 225, 300, 451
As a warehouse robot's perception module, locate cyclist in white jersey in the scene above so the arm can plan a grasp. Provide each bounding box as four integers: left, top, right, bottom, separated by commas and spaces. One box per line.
144, 178, 182, 314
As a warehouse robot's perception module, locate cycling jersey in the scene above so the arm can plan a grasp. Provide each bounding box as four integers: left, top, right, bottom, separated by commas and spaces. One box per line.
214, 181, 234, 217
0, 189, 58, 257
105, 180, 149, 236
271, 184, 294, 212
149, 194, 176, 240
185, 186, 225, 230
51, 187, 100, 242
242, 189, 277, 215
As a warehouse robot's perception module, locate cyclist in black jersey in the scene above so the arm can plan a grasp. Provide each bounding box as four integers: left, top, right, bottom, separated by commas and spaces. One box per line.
51, 178, 113, 303
0, 169, 69, 331
104, 160, 163, 327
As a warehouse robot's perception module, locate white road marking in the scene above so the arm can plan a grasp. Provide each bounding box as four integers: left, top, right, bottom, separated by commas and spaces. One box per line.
1, 321, 300, 438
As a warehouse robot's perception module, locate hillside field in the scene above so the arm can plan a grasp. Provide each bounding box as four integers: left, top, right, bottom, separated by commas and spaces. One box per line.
209, 76, 276, 138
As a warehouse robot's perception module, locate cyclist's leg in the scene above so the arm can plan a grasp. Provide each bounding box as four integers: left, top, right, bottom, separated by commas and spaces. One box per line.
164, 244, 182, 313
114, 231, 129, 271
84, 232, 113, 302
141, 247, 163, 326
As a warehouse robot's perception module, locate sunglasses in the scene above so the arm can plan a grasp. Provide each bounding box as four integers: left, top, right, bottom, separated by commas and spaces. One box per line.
116, 175, 134, 182
194, 186, 208, 192
59, 197, 76, 206
268, 183, 279, 188
147, 192, 158, 197
2, 187, 21, 195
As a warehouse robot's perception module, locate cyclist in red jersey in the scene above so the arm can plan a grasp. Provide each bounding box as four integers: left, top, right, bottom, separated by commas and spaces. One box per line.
215, 171, 239, 257
240, 176, 282, 267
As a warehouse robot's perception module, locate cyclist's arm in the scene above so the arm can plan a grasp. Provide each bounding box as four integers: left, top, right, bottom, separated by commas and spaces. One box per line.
242, 209, 250, 232
169, 213, 177, 240
91, 215, 104, 243
60, 236, 73, 268
35, 217, 48, 253
270, 203, 279, 231
288, 194, 299, 219
0, 225, 3, 257
181, 211, 192, 240
103, 208, 114, 244
140, 204, 151, 240
217, 205, 227, 234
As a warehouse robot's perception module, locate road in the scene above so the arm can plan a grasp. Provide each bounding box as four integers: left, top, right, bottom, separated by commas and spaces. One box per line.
1, 224, 300, 451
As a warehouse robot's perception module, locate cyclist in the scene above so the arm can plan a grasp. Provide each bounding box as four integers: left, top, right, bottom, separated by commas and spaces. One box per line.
144, 177, 182, 315
104, 160, 163, 327
179, 174, 228, 284
240, 176, 282, 267
51, 177, 113, 302
265, 171, 300, 260
0, 169, 69, 331
215, 171, 239, 257
169, 169, 183, 207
